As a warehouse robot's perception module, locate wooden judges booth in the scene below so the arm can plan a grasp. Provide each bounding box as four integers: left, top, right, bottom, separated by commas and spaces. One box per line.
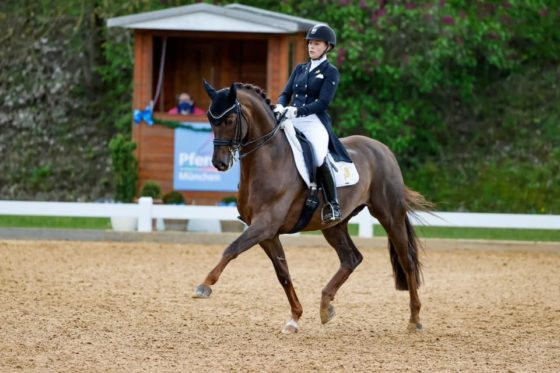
108, 4, 318, 204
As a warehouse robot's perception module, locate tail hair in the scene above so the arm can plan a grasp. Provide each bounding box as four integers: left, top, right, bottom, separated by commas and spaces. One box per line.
389, 216, 424, 290
389, 187, 429, 291
404, 187, 433, 212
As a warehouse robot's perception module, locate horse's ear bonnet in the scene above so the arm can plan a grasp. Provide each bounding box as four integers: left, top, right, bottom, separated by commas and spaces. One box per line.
204, 81, 239, 126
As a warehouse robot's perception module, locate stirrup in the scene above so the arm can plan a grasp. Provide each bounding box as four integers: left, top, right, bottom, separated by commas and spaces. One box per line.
321, 203, 341, 224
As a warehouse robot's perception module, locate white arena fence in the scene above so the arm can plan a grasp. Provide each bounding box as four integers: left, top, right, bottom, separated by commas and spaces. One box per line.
0, 198, 559, 238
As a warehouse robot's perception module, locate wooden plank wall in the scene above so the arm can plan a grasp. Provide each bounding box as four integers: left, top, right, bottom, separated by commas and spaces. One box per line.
153, 36, 268, 113
132, 31, 305, 205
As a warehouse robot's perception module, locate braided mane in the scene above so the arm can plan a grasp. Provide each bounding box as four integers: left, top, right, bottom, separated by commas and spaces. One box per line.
234, 83, 275, 112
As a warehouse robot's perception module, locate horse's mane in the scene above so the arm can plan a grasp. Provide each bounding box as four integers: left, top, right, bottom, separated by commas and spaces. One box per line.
234, 83, 275, 112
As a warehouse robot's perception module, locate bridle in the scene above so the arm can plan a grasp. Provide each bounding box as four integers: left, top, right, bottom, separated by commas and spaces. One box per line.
208, 100, 283, 160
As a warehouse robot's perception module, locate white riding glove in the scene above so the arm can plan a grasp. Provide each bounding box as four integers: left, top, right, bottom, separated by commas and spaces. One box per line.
284, 106, 298, 120
273, 104, 284, 115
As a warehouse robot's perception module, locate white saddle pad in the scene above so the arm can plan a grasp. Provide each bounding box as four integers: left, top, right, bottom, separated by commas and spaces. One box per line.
280, 119, 359, 189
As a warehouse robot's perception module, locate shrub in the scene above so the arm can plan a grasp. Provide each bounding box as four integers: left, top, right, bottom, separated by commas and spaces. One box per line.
139, 180, 161, 199
162, 191, 186, 205
219, 196, 237, 206
109, 134, 138, 203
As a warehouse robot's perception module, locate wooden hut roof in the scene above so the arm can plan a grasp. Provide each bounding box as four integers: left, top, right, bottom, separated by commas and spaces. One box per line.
107, 3, 319, 33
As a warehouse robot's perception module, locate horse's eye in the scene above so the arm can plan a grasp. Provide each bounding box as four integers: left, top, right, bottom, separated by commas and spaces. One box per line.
226, 117, 234, 125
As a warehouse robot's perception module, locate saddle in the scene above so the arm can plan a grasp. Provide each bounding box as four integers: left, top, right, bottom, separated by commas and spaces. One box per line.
280, 119, 359, 189
279, 119, 359, 233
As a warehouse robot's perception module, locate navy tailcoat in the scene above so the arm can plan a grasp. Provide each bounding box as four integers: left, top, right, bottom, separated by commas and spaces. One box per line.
277, 60, 352, 163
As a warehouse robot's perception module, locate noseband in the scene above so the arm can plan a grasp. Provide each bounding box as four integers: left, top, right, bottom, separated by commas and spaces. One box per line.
208, 100, 282, 160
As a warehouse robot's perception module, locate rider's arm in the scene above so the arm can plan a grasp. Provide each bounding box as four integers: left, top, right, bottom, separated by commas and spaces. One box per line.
277, 65, 302, 107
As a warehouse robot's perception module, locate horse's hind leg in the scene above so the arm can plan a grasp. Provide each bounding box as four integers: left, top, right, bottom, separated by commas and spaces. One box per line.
259, 236, 303, 334
377, 208, 423, 332
320, 221, 363, 324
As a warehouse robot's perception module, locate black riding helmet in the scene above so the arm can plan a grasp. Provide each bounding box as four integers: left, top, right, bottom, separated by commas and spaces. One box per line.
305, 24, 336, 49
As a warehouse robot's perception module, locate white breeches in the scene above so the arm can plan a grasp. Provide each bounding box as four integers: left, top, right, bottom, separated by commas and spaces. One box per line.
292, 114, 329, 167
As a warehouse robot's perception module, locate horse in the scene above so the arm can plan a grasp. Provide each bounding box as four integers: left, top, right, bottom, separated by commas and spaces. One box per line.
193, 81, 430, 334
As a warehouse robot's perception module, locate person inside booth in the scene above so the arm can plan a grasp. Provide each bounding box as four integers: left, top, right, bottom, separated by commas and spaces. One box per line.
168, 92, 205, 115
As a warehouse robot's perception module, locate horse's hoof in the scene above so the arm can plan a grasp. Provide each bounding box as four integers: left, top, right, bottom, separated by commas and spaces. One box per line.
192, 284, 212, 298
407, 322, 423, 332
282, 319, 299, 334
320, 304, 336, 324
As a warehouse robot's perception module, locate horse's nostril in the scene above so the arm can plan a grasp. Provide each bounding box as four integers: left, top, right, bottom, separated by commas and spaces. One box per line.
213, 160, 228, 171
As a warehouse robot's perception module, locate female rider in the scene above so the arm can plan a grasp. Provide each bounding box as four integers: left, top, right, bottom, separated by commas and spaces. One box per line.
274, 24, 351, 223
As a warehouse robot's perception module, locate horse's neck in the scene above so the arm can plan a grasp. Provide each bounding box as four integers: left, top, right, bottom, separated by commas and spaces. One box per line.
238, 93, 293, 184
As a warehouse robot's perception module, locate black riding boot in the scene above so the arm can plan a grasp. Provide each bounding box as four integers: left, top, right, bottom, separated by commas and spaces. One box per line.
319, 161, 341, 223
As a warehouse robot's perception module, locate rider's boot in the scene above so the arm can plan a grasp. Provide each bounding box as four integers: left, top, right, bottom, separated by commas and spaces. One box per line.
319, 161, 341, 224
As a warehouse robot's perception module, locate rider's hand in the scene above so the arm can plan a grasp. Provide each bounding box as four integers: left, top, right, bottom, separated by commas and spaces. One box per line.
273, 104, 284, 121
285, 106, 298, 120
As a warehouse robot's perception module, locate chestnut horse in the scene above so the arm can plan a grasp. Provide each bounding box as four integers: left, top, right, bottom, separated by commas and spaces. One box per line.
193, 81, 430, 334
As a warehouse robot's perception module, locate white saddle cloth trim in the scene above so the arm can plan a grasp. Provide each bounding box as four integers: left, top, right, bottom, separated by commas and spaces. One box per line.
280, 119, 359, 188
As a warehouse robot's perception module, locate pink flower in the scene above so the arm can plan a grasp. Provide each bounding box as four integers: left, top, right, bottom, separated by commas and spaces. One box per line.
502, 1, 512, 9
371, 7, 387, 23
337, 48, 346, 65
500, 15, 512, 24
359, 0, 368, 9
405, 3, 417, 10
439, 0, 446, 7
339, 0, 350, 5
441, 15, 454, 25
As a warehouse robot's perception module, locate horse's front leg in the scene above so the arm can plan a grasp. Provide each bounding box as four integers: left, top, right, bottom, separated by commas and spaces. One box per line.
260, 236, 303, 334
192, 219, 277, 298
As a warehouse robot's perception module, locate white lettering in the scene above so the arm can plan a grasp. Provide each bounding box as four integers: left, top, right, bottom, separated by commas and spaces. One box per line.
179, 152, 213, 167
179, 172, 221, 182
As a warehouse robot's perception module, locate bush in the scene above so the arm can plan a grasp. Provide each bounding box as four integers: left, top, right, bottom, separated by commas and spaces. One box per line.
162, 191, 186, 205
109, 134, 138, 203
219, 196, 237, 206
139, 180, 161, 199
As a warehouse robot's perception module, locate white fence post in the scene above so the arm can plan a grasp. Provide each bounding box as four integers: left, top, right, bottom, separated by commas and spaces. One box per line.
137, 197, 153, 232
357, 210, 373, 238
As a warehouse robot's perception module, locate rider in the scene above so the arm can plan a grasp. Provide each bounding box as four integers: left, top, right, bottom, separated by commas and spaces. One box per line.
274, 24, 351, 224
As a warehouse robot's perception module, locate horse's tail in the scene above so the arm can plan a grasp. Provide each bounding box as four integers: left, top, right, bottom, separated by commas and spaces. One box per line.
389, 187, 430, 291
404, 187, 433, 212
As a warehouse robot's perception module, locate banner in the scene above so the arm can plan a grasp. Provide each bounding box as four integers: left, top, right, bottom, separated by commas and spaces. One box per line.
173, 124, 240, 191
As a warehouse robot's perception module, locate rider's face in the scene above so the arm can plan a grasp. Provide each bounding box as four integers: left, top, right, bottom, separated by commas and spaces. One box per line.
308, 40, 329, 60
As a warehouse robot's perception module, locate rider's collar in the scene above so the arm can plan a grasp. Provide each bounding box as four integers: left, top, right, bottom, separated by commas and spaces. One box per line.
310, 55, 327, 71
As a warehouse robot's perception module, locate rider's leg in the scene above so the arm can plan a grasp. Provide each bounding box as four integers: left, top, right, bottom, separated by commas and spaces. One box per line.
291, 115, 329, 168
319, 159, 341, 223
291, 115, 338, 223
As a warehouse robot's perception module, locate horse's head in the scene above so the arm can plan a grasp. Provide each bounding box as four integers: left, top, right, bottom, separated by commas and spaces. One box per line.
203, 80, 247, 171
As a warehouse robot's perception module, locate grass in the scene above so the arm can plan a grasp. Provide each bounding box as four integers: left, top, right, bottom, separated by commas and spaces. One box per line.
345, 224, 560, 242
0, 216, 558, 241
0, 216, 111, 230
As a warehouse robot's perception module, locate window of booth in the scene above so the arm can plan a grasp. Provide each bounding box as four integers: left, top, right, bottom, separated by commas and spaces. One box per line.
152, 36, 268, 116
